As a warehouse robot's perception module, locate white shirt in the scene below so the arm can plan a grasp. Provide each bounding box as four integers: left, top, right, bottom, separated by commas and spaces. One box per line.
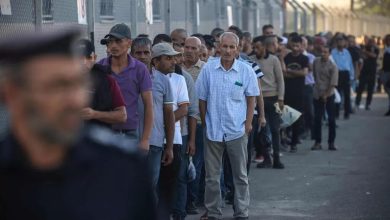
166, 73, 189, 145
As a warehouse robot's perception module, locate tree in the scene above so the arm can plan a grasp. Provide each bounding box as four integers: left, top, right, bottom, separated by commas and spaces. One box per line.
355, 0, 390, 17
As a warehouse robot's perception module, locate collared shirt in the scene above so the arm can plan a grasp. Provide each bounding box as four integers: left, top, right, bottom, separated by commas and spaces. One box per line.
182, 59, 205, 82
331, 48, 355, 80
98, 55, 152, 131
313, 58, 339, 99
304, 51, 316, 85
150, 69, 174, 147
195, 58, 260, 142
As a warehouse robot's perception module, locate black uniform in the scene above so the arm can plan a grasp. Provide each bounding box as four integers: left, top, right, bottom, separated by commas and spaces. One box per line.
0, 126, 156, 220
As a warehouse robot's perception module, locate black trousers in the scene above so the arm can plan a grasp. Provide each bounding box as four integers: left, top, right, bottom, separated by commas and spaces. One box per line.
303, 85, 314, 138
313, 95, 336, 144
336, 71, 351, 118
355, 71, 376, 107
256, 96, 282, 159
284, 78, 304, 146
158, 144, 182, 218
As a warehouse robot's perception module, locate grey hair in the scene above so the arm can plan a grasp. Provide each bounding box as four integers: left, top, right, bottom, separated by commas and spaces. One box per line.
171, 28, 188, 36
219, 32, 239, 47
131, 37, 152, 52
185, 36, 202, 48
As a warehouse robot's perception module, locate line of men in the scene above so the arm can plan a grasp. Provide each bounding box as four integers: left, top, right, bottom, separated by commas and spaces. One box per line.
76, 23, 342, 220
1, 22, 388, 220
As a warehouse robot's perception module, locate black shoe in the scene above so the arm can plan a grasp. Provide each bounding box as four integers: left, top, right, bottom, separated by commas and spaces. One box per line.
385, 110, 390, 116
273, 161, 285, 169
290, 145, 297, 153
256, 160, 272, 168
328, 143, 337, 151
365, 106, 371, 111
225, 192, 234, 205
311, 143, 322, 150
186, 202, 199, 215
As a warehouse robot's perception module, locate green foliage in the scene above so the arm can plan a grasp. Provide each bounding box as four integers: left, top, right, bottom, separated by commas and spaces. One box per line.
356, 0, 390, 16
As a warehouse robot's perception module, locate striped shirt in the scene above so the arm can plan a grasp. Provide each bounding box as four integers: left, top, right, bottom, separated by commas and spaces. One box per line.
196, 57, 260, 142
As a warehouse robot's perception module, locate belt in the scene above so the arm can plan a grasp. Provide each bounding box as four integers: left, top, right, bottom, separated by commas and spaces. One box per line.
114, 129, 134, 133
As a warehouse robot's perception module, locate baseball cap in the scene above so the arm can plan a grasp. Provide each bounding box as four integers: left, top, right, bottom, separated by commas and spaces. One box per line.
0, 27, 81, 63
76, 39, 95, 57
151, 42, 181, 59
101, 23, 131, 45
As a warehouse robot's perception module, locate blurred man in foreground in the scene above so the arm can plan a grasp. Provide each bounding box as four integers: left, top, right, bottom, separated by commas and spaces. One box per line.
0, 28, 156, 220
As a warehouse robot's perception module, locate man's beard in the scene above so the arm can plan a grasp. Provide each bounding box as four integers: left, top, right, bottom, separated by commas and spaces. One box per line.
24, 101, 81, 146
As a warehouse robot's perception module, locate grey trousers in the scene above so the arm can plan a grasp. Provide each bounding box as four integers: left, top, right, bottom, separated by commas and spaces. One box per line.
204, 134, 250, 218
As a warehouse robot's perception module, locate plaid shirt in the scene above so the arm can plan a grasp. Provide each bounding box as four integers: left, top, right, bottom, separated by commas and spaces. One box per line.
196, 57, 260, 142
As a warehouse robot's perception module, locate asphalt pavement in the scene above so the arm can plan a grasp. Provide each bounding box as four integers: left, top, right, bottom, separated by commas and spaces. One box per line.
187, 94, 390, 220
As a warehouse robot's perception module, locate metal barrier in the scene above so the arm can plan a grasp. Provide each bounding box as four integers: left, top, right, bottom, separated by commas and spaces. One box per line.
1, 0, 390, 58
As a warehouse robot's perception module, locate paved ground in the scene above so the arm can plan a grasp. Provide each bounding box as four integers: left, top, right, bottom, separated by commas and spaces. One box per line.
188, 94, 390, 220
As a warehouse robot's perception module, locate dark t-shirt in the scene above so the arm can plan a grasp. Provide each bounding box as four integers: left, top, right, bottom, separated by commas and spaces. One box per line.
361, 46, 379, 74
283, 53, 309, 109
347, 46, 361, 63
0, 127, 156, 220
107, 75, 125, 108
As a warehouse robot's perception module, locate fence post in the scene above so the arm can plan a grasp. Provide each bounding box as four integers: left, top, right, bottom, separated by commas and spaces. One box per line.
34, 0, 42, 31
87, 0, 95, 43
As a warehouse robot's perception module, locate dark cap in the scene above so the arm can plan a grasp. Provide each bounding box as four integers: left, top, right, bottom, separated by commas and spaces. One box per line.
101, 23, 131, 45
76, 39, 95, 57
0, 27, 81, 64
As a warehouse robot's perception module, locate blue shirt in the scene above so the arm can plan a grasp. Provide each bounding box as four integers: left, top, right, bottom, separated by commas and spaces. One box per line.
331, 48, 355, 80
195, 58, 260, 142
304, 52, 316, 85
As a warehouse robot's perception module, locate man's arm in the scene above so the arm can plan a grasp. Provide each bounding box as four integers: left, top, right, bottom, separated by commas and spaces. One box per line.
199, 99, 207, 128
81, 106, 127, 124
174, 103, 189, 122
286, 67, 308, 77
140, 91, 153, 150
187, 116, 197, 156
245, 96, 256, 135
256, 79, 266, 127
162, 104, 175, 166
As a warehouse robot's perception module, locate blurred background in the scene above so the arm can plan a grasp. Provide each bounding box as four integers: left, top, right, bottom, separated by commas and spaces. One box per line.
1, 0, 390, 58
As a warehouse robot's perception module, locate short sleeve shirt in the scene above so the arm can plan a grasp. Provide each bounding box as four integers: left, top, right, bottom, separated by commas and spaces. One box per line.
107, 75, 125, 108
98, 55, 152, 130
195, 58, 260, 142
284, 53, 309, 89
166, 73, 189, 145
150, 69, 174, 147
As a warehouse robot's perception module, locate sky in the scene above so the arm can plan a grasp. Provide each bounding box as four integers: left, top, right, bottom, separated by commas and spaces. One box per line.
296, 0, 351, 9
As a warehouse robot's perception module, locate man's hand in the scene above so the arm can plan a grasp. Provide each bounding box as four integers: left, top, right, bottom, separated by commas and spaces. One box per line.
139, 139, 150, 151
81, 107, 96, 120
278, 100, 284, 111
259, 116, 267, 128
186, 140, 196, 156
245, 121, 252, 135
321, 95, 327, 103
161, 147, 174, 166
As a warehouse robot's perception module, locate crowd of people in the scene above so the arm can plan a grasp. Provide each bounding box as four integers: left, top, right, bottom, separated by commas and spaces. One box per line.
1, 22, 390, 220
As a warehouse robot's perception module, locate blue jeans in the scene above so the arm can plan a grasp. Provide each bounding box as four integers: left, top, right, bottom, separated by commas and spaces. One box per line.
172, 136, 189, 218
147, 145, 163, 203
188, 124, 205, 206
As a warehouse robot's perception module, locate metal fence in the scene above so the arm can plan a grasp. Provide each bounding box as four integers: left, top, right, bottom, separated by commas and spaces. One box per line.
1, 0, 390, 58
